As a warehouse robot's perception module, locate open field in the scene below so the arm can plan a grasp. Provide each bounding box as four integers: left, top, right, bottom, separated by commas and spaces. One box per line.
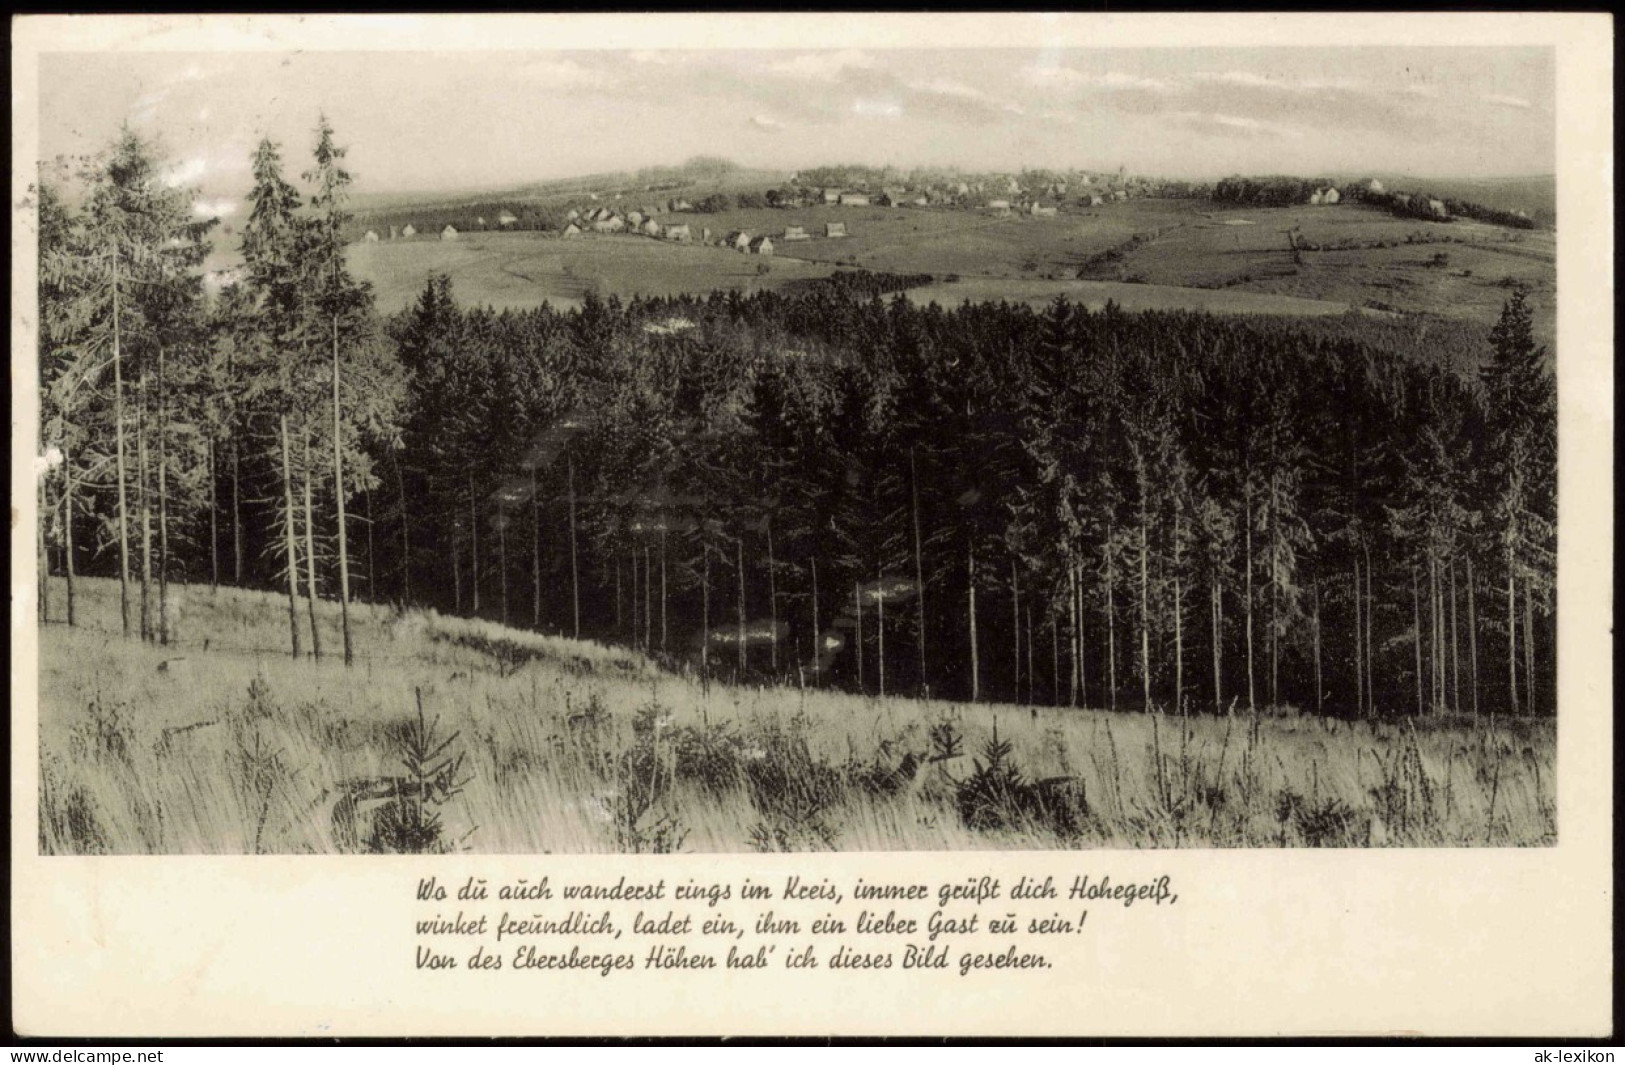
336, 199, 1554, 345
345, 231, 838, 314
37, 578, 1556, 855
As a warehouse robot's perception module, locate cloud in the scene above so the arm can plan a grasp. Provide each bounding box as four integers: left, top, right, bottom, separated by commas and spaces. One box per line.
1167, 110, 1301, 140
513, 57, 611, 91
163, 156, 208, 187
852, 98, 902, 119
194, 198, 238, 219
749, 114, 785, 133
1482, 92, 1533, 110
1021, 65, 1168, 93
766, 49, 873, 83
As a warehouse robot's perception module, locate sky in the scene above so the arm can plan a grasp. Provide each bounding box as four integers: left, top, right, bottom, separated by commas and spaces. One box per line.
37, 45, 1555, 218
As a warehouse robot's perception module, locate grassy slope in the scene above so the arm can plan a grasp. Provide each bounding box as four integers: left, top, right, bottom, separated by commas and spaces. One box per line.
37, 577, 1555, 855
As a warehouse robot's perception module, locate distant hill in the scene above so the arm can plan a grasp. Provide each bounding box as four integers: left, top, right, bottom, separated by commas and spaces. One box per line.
1352, 173, 1555, 228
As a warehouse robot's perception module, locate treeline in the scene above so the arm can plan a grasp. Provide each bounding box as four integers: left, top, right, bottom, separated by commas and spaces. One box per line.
1212, 176, 1337, 208
36, 129, 1556, 721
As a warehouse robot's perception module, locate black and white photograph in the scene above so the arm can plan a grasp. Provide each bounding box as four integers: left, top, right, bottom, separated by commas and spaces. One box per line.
24, 28, 1571, 856
10, 12, 1613, 1041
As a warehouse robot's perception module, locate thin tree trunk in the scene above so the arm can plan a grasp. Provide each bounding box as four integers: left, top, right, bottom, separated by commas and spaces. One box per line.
660, 530, 668, 652
615, 557, 623, 634
1429, 550, 1440, 712
530, 463, 541, 628
1244, 499, 1255, 712
1011, 558, 1021, 704
1268, 475, 1278, 709
64, 446, 76, 626
1173, 511, 1184, 713
468, 469, 480, 616
1076, 562, 1088, 708
568, 456, 580, 639
701, 543, 710, 671
1353, 554, 1364, 717
736, 537, 747, 675
157, 345, 170, 646
1051, 604, 1060, 706
333, 317, 353, 665
810, 556, 819, 684
1211, 570, 1222, 714
878, 569, 887, 698
1105, 535, 1117, 712
767, 524, 778, 673
231, 441, 243, 587
968, 545, 979, 702
112, 248, 131, 637
138, 376, 152, 643
1413, 564, 1423, 716
280, 416, 301, 658
209, 439, 219, 592
1363, 540, 1374, 718
644, 545, 652, 652
855, 581, 865, 693
1468, 553, 1479, 716
1025, 602, 1034, 707
1068, 562, 1080, 707
498, 516, 509, 628
1507, 542, 1518, 714
1138, 478, 1151, 713
364, 483, 376, 604
394, 449, 411, 605
303, 427, 322, 661
1312, 579, 1322, 712
1523, 575, 1535, 714
911, 447, 928, 694
37, 470, 49, 624
452, 519, 462, 615
1450, 557, 1460, 715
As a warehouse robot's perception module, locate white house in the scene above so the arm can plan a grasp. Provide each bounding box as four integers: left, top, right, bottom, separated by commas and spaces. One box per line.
498, 210, 519, 227
362, 230, 380, 242
401, 224, 417, 238
440, 225, 459, 240
825, 221, 847, 238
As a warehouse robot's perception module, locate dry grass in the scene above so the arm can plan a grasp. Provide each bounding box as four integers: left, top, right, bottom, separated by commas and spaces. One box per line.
37, 577, 1555, 855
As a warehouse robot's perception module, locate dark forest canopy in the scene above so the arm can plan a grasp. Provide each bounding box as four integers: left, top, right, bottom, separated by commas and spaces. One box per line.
37, 127, 1557, 722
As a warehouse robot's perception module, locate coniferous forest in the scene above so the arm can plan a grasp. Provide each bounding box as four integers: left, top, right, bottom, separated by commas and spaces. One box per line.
35, 124, 1558, 854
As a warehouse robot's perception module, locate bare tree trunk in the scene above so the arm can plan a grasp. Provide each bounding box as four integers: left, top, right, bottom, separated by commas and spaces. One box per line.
209, 439, 219, 593
530, 463, 541, 628
855, 581, 865, 693
1211, 569, 1222, 714
303, 427, 322, 661
1076, 562, 1088, 708
1173, 511, 1184, 713
231, 441, 243, 587
394, 449, 411, 605
1413, 564, 1423, 716
364, 484, 376, 604
112, 249, 132, 637
1244, 499, 1255, 712
1105, 534, 1117, 712
1429, 550, 1440, 713
1450, 557, 1460, 715
280, 416, 301, 658
157, 347, 170, 646
809, 555, 819, 684
498, 515, 509, 628
568, 456, 580, 639
700, 543, 710, 672
643, 545, 652, 652
1467, 554, 1479, 716
1523, 575, 1535, 714
660, 530, 668, 652
1068, 562, 1080, 707
767, 524, 778, 673
468, 469, 480, 616
1353, 554, 1364, 717
138, 375, 152, 643
333, 318, 353, 665
1025, 602, 1034, 707
1507, 542, 1518, 714
1312, 579, 1322, 712
452, 519, 462, 615
911, 447, 927, 694
615, 557, 623, 634
1138, 479, 1151, 713
64, 445, 77, 626
1363, 539, 1375, 718
736, 537, 747, 675
967, 545, 979, 702
1011, 558, 1021, 704
1051, 603, 1060, 706
1268, 474, 1278, 708
878, 569, 887, 698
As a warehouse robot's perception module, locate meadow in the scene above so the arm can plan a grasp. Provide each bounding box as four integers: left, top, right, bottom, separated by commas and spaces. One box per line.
333, 199, 1554, 349
36, 577, 1556, 856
